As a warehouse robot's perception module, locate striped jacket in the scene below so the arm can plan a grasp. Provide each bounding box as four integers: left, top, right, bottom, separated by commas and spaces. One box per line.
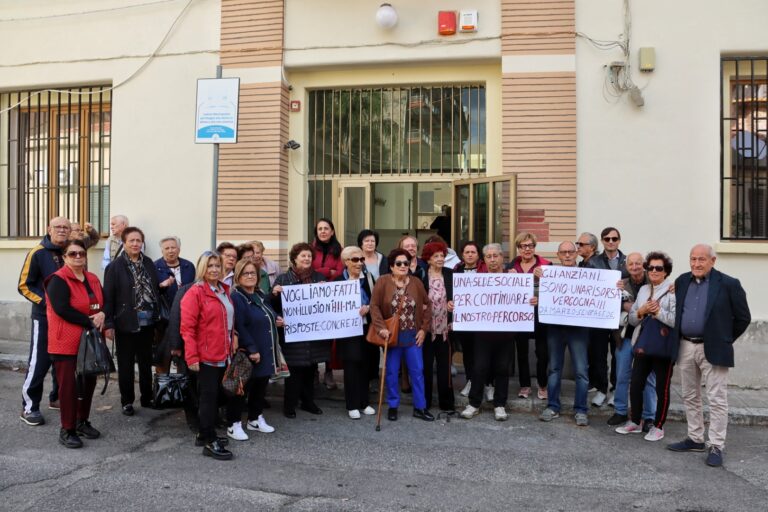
17, 235, 65, 318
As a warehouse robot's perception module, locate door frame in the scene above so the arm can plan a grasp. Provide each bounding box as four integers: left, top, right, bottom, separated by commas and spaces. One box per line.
451, 175, 517, 250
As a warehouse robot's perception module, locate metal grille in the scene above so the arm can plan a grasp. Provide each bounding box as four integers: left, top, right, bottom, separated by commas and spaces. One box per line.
0, 87, 112, 238
307, 85, 486, 177
721, 57, 768, 240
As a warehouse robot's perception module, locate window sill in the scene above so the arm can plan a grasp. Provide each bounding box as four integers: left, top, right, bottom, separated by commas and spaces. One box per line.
715, 242, 768, 255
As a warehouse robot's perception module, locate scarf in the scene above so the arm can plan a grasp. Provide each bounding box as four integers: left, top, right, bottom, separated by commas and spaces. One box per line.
293, 267, 314, 284
124, 251, 156, 311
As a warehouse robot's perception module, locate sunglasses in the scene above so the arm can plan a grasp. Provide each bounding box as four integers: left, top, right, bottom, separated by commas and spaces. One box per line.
66, 251, 86, 258
347, 257, 364, 263
646, 265, 665, 272
575, 242, 590, 247
603, 237, 620, 242
393, 260, 410, 267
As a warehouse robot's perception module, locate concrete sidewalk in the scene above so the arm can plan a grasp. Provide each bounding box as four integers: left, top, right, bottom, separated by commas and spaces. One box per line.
2, 337, 766, 426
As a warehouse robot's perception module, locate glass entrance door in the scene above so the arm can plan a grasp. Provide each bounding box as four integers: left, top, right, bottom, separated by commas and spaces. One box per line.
337, 182, 370, 246
452, 176, 516, 252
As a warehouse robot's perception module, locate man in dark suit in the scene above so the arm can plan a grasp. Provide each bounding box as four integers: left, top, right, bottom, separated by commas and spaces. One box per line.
667, 244, 751, 468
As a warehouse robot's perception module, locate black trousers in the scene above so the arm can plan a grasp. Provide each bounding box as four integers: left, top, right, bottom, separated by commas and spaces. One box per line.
247, 376, 270, 419
513, 312, 548, 388
197, 364, 232, 442
455, 331, 475, 383
115, 326, 155, 406
422, 334, 455, 411
630, 354, 673, 428
468, 333, 512, 408
283, 365, 315, 411
588, 328, 613, 394
342, 359, 370, 411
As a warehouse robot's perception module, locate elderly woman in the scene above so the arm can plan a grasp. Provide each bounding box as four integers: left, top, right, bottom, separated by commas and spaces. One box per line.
357, 229, 389, 280
231, 259, 281, 435
507, 232, 551, 400
460, 243, 514, 422
370, 249, 434, 422
46, 239, 105, 448
336, 246, 376, 419
103, 227, 160, 416
236, 242, 270, 294
453, 241, 487, 397
616, 251, 677, 442
272, 242, 331, 418
180, 251, 236, 460
250, 240, 281, 288
420, 241, 455, 413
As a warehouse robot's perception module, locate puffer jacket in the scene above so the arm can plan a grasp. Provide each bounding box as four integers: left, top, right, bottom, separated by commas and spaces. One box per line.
180, 281, 233, 366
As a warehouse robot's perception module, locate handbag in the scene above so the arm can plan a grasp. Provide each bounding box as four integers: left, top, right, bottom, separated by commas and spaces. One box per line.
634, 288, 674, 358
222, 350, 252, 397
366, 289, 403, 348
76, 326, 112, 395
151, 356, 189, 408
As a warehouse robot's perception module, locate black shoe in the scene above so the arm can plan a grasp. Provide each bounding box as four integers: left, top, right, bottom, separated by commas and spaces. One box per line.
140, 398, 153, 408
76, 421, 101, 439
607, 413, 628, 426
59, 429, 83, 449
387, 408, 398, 421
667, 437, 706, 452
706, 446, 723, 467
413, 408, 435, 422
283, 408, 297, 419
261, 398, 271, 409
642, 420, 653, 434
300, 403, 323, 415
203, 440, 233, 461
121, 404, 134, 416
195, 434, 229, 447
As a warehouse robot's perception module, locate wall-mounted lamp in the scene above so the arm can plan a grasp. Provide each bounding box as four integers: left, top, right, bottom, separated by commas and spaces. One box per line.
376, 3, 398, 29
283, 140, 301, 150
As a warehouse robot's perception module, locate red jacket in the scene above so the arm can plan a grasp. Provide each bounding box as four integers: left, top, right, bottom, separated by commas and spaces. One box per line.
46, 266, 104, 355
311, 244, 343, 280
180, 281, 233, 366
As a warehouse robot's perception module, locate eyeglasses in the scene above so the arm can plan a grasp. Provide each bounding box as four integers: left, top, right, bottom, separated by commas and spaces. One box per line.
518, 243, 535, 250
646, 265, 665, 272
558, 250, 577, 255
347, 257, 365, 263
393, 260, 410, 267
241, 271, 258, 277
603, 237, 620, 242
65, 251, 86, 258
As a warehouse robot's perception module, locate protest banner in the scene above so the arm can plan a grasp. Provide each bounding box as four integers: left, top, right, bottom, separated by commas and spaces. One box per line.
538, 267, 622, 329
281, 281, 363, 342
452, 273, 535, 332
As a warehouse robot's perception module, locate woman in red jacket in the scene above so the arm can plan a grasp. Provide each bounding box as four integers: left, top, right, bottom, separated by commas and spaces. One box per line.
46, 239, 105, 448
180, 251, 236, 461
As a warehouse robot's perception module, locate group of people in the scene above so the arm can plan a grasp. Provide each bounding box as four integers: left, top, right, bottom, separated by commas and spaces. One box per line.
16, 216, 750, 468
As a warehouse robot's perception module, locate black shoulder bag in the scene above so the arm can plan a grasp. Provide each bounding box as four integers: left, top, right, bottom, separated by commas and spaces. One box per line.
76, 326, 113, 395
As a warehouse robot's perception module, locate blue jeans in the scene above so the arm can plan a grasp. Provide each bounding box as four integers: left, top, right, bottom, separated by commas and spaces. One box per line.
614, 339, 656, 419
385, 344, 426, 409
547, 325, 589, 414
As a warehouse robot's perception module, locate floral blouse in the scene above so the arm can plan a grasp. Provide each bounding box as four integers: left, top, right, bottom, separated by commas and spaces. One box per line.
428, 274, 449, 337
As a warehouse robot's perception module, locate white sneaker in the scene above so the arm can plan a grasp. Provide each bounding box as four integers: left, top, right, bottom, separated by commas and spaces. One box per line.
227, 421, 249, 441
348, 409, 361, 419
362, 406, 376, 415
484, 385, 495, 402
591, 391, 607, 407
246, 415, 275, 433
494, 406, 508, 421
607, 392, 615, 407
644, 425, 664, 442
460, 380, 472, 397
615, 421, 642, 435
460, 405, 480, 419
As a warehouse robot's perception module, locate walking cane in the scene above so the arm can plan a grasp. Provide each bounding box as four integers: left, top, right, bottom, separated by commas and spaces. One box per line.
375, 341, 388, 432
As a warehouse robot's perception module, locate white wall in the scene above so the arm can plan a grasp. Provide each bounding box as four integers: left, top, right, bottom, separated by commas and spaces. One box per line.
0, 0, 220, 301
576, 0, 768, 319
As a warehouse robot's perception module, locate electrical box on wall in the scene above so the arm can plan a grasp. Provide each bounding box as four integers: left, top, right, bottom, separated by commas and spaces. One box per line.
459, 10, 478, 32
639, 47, 655, 72
438, 11, 456, 35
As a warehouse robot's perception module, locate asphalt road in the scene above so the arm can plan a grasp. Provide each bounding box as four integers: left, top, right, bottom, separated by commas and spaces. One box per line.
1, 369, 766, 512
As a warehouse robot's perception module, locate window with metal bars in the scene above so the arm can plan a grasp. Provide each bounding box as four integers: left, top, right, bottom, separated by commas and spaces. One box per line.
0, 87, 111, 238
307, 85, 486, 177
721, 57, 768, 240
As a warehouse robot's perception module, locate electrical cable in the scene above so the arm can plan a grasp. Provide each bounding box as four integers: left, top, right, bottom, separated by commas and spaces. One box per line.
0, 0, 181, 22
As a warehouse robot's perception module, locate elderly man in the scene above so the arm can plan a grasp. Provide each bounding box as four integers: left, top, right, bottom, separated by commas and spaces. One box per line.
101, 214, 129, 269
17, 217, 70, 425
576, 232, 599, 267
69, 221, 100, 249
667, 244, 750, 468
608, 252, 657, 429
539, 241, 590, 427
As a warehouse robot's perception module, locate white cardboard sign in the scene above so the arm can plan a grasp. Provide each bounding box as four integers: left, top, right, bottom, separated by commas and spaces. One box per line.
452, 273, 535, 332
538, 267, 622, 329
280, 281, 363, 342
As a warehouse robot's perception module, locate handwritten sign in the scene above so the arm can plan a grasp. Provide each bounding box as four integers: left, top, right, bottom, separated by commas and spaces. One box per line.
281, 281, 362, 342
452, 274, 535, 332
538, 267, 622, 329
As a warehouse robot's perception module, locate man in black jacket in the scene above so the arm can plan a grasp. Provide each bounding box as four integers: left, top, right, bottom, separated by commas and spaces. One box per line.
667, 244, 751, 468
17, 217, 70, 426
